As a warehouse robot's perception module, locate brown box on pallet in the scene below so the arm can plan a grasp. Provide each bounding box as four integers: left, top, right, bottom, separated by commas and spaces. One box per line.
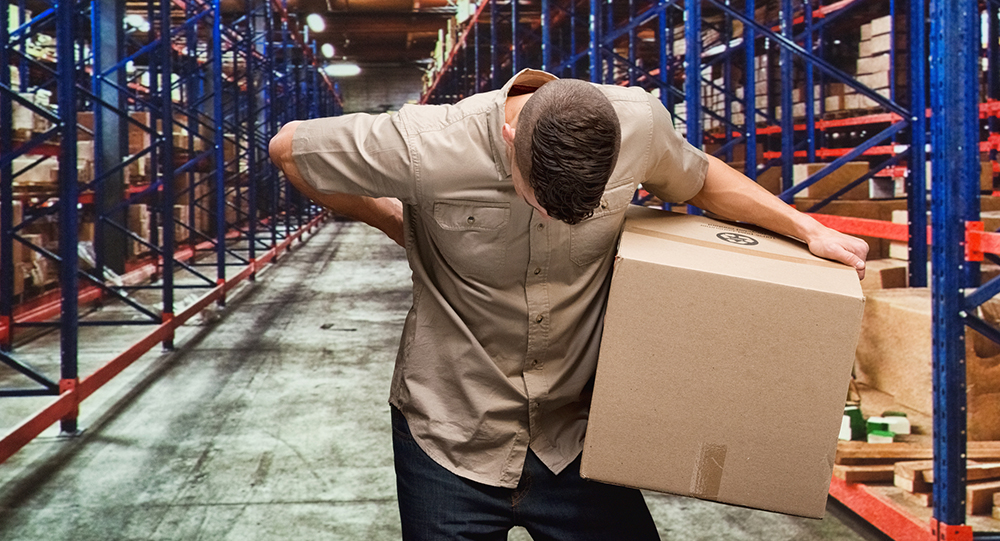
0, 201, 25, 296
983, 161, 997, 192
128, 204, 150, 256
854, 288, 1000, 440
77, 111, 152, 155
860, 258, 908, 293
581, 206, 864, 518
793, 162, 871, 200
794, 198, 907, 260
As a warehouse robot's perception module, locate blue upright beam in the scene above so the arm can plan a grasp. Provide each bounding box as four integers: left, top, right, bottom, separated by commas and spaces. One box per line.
779, 0, 794, 192
491, 0, 498, 87
929, 0, 980, 529
909, 0, 929, 288
541, 0, 550, 71
56, 0, 80, 434
684, 0, 701, 148
803, 0, 815, 162
246, 0, 258, 275
511, 0, 519, 73
159, 0, 177, 349
743, 0, 756, 180
1, 0, 13, 351
589, 0, 600, 82
684, 0, 701, 216
212, 0, 226, 292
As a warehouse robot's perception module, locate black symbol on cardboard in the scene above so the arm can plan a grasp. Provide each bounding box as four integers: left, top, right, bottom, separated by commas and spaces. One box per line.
716, 232, 759, 246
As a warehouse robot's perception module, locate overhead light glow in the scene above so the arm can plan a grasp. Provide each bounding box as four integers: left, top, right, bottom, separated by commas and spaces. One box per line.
306, 13, 326, 33
124, 13, 150, 33
324, 63, 361, 77
321, 43, 335, 58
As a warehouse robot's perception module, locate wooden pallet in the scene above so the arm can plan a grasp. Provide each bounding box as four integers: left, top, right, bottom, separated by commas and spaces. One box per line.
835, 441, 1000, 516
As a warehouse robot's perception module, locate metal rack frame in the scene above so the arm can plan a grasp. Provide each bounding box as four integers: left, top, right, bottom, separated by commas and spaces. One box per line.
1, 0, 337, 460
420, 0, 1000, 537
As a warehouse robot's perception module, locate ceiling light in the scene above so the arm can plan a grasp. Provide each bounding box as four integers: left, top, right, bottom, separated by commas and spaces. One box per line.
324, 63, 361, 77
306, 13, 326, 33
124, 14, 150, 33
321, 43, 335, 58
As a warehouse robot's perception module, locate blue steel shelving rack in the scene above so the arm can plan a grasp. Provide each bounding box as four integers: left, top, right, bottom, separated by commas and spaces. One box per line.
0, 1, 337, 442
422, 0, 1000, 537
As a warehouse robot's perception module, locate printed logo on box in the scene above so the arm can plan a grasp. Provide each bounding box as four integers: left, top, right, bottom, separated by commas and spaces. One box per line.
716, 232, 759, 246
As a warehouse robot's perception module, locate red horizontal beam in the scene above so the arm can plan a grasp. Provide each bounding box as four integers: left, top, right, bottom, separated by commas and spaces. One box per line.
828, 475, 934, 541
0, 212, 327, 466
763, 145, 899, 159
809, 214, 1000, 260
808, 214, 909, 242
0, 230, 244, 340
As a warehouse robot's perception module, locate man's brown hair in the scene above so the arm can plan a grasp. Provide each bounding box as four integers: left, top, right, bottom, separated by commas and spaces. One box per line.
513, 79, 622, 225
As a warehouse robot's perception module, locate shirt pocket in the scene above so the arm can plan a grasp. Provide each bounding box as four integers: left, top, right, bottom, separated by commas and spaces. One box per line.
570, 181, 635, 267
432, 201, 511, 281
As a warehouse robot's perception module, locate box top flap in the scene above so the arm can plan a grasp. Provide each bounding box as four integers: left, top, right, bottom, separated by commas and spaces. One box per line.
620, 206, 863, 299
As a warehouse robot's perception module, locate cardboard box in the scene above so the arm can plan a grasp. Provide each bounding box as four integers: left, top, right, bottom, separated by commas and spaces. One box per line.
0, 201, 25, 296
870, 15, 893, 37
581, 207, 865, 518
77, 111, 152, 155
860, 258, 908, 293
856, 54, 891, 76
793, 162, 871, 200
855, 288, 1000, 440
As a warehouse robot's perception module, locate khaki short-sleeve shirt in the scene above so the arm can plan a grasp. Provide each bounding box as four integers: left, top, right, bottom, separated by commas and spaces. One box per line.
292, 69, 708, 488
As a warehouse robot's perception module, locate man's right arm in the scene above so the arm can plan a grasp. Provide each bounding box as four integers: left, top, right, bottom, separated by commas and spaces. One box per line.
268, 121, 405, 247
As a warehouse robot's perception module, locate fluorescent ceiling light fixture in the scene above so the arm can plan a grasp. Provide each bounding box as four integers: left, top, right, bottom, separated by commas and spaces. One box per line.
124, 13, 150, 32
307, 13, 326, 33
324, 63, 361, 77
702, 37, 742, 57
321, 43, 335, 58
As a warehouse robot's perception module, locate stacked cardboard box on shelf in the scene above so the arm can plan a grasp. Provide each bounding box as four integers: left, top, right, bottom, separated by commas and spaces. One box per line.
76, 111, 153, 184
742, 161, 905, 260
854, 288, 1000, 442
128, 204, 151, 256
845, 15, 896, 110
0, 201, 26, 296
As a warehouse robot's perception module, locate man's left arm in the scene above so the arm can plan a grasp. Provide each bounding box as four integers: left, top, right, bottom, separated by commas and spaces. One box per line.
686, 154, 869, 279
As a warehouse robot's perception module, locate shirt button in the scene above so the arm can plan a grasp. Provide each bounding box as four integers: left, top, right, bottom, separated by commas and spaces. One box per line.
535, 314, 544, 323
532, 359, 541, 369
467, 216, 475, 224
533, 267, 541, 275
600, 199, 609, 210
536, 223, 544, 231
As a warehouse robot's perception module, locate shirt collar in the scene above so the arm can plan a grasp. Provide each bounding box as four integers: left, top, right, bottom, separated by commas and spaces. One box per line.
491, 69, 559, 180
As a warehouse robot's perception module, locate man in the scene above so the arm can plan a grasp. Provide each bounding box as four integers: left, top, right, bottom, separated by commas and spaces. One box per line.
269, 69, 868, 540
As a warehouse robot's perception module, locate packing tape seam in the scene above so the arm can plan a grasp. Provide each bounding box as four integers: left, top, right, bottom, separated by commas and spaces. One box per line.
690, 442, 727, 500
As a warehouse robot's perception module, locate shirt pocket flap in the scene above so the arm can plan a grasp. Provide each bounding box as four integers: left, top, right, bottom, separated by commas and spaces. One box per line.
434, 201, 511, 231
592, 181, 636, 218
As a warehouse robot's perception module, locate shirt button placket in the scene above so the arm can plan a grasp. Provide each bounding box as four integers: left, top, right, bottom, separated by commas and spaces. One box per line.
525, 214, 549, 433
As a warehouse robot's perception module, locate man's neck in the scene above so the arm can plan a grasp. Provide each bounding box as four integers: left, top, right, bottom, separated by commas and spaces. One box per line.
505, 92, 533, 126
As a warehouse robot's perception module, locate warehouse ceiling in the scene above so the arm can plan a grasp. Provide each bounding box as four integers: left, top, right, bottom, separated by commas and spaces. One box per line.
288, 0, 457, 66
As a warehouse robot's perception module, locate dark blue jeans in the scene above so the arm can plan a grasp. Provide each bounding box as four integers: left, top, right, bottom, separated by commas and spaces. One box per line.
392, 407, 660, 540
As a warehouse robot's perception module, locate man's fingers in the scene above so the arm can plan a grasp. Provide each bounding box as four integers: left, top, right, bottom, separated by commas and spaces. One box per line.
833, 244, 866, 280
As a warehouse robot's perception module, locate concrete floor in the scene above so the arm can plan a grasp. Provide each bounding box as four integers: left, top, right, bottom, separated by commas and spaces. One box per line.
0, 220, 889, 540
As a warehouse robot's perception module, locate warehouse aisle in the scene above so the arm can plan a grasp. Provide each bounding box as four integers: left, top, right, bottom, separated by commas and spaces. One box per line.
0, 220, 881, 540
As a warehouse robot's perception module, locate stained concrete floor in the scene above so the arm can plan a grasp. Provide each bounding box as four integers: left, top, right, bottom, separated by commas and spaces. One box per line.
0, 220, 890, 540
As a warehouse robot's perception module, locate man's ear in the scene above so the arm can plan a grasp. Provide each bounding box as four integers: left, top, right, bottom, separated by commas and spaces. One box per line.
501, 123, 516, 146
